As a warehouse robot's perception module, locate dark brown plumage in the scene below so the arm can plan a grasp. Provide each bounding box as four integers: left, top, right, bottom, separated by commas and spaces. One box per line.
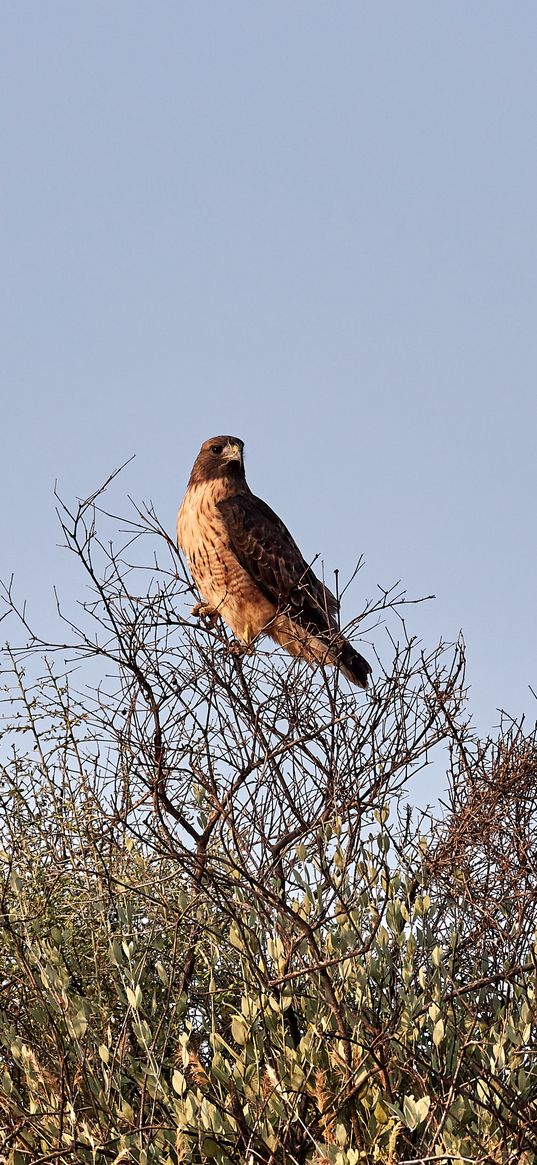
177, 436, 371, 688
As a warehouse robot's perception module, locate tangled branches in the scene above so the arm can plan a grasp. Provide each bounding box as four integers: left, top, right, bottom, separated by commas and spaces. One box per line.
0, 472, 536, 1165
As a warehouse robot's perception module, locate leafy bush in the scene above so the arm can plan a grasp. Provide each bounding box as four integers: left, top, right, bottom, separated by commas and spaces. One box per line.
1, 482, 536, 1163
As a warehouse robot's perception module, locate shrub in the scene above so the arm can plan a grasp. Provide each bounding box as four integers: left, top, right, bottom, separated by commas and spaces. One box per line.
1, 480, 536, 1163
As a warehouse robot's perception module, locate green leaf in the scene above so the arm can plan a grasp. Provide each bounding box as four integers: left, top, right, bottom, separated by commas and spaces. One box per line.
433, 1018, 445, 1047
403, 1093, 430, 1129
126, 984, 142, 1010
70, 1008, 88, 1039
231, 1014, 248, 1045
415, 1095, 431, 1123
201, 1139, 221, 1158
172, 1069, 186, 1095
229, 923, 243, 950
109, 940, 123, 966
155, 959, 168, 985
2, 1070, 13, 1096
335, 1122, 347, 1147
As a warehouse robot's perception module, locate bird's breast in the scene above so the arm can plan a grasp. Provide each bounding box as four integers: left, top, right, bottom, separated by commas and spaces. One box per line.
177, 481, 276, 640
177, 483, 225, 584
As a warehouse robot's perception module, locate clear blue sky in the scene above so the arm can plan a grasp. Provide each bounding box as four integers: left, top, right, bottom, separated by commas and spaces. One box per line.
2, 3, 536, 746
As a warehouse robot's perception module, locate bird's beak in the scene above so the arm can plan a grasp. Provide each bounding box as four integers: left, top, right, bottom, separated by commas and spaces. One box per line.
224, 442, 243, 463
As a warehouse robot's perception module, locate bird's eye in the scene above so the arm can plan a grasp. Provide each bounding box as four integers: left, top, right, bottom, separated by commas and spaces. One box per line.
210, 444, 223, 455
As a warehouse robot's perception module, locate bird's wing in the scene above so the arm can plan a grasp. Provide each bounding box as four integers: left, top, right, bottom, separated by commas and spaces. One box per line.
217, 492, 338, 628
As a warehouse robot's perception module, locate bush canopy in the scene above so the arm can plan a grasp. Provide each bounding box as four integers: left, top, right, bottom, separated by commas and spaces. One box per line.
1, 477, 536, 1164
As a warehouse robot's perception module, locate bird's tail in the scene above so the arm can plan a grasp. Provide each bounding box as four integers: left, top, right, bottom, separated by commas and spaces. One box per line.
338, 638, 371, 689
268, 614, 371, 688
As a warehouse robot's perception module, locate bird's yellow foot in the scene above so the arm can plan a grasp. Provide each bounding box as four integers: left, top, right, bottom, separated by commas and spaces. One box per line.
191, 602, 219, 626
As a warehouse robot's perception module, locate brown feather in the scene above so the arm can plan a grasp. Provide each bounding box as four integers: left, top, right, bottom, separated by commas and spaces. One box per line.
177, 436, 371, 687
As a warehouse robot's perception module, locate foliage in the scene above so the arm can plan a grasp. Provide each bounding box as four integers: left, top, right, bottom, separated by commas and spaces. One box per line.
0, 478, 536, 1164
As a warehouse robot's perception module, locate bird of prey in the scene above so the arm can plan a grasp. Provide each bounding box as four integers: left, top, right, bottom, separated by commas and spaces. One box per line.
177, 436, 371, 688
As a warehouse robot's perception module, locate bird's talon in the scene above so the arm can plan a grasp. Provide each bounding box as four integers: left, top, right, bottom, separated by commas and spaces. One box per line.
227, 640, 254, 657
191, 602, 219, 626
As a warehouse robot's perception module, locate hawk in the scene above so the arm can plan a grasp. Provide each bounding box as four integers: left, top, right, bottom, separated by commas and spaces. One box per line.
177, 436, 371, 688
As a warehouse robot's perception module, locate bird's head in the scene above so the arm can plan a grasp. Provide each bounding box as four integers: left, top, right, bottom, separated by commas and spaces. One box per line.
188, 436, 245, 485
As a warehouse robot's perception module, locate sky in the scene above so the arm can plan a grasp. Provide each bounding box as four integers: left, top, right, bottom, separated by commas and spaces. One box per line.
2, 2, 536, 767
